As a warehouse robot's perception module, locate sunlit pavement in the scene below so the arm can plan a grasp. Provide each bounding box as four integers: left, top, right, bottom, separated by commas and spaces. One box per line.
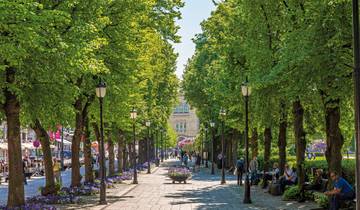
0, 166, 85, 205
103, 159, 318, 210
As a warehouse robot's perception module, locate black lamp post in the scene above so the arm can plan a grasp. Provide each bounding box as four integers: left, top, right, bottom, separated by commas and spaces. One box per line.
164, 131, 167, 160
205, 126, 209, 168
130, 107, 138, 184
96, 80, 107, 205
160, 128, 164, 162
242, 79, 252, 204
146, 121, 151, 174
352, 0, 360, 207
201, 127, 204, 165
155, 128, 158, 159
60, 126, 64, 171
220, 108, 226, 185
210, 122, 215, 175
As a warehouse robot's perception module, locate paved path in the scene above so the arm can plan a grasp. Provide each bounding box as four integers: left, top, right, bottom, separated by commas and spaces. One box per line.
103, 159, 319, 210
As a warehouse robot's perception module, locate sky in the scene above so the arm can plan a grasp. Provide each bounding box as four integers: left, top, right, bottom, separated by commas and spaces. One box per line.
174, 0, 216, 79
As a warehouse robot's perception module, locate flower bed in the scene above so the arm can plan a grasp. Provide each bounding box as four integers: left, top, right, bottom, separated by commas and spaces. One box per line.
0, 203, 56, 210
94, 179, 116, 189
120, 171, 133, 180
60, 184, 100, 196
107, 175, 123, 184
26, 194, 81, 205
168, 167, 191, 183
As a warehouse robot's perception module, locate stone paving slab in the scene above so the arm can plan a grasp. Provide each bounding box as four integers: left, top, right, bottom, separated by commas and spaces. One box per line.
90, 159, 320, 210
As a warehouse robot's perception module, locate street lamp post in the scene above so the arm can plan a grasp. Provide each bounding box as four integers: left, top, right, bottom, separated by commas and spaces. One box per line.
155, 128, 158, 159
352, 0, 360, 207
146, 121, 151, 174
130, 107, 138, 184
60, 126, 64, 171
242, 79, 252, 204
205, 127, 209, 168
164, 131, 167, 160
160, 128, 164, 162
96, 80, 107, 205
220, 108, 226, 185
210, 122, 215, 175
201, 127, 204, 165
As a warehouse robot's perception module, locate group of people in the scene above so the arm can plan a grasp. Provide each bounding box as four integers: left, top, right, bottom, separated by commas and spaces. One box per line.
235, 156, 281, 186
235, 155, 355, 210
179, 150, 203, 171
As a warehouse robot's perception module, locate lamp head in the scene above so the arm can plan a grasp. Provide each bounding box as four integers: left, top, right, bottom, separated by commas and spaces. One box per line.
241, 79, 251, 97
96, 80, 106, 98
130, 107, 137, 119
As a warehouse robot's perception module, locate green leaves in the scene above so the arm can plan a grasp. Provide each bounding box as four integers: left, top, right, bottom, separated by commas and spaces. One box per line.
183, 0, 355, 145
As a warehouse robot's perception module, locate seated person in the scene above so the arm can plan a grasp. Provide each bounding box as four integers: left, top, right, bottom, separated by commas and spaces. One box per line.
325, 171, 355, 210
272, 162, 280, 180
305, 169, 324, 191
280, 164, 297, 193
263, 162, 280, 186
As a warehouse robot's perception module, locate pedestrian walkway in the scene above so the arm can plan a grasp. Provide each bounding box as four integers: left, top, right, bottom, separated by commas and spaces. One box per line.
103, 159, 319, 210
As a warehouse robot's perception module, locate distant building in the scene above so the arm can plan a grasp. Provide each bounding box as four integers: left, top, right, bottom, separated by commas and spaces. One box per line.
168, 95, 199, 141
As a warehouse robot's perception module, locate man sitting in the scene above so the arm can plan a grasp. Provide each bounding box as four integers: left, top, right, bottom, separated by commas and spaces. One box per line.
324, 171, 355, 210
305, 169, 325, 191
279, 164, 297, 193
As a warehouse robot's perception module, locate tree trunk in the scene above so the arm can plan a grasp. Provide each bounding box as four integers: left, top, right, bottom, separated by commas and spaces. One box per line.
150, 132, 155, 159
32, 119, 56, 195
4, 67, 25, 207
84, 117, 93, 183
108, 133, 115, 176
117, 133, 123, 173
232, 130, 239, 166
123, 143, 128, 171
128, 143, 133, 168
293, 100, 306, 188
324, 100, 343, 175
264, 128, 272, 172
71, 98, 83, 187
139, 139, 146, 164
278, 102, 287, 175
251, 128, 258, 158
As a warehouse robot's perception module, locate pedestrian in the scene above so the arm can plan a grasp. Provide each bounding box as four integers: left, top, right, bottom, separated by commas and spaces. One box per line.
249, 156, 259, 185
236, 158, 245, 185
53, 158, 61, 184
325, 171, 355, 210
23, 159, 27, 185
183, 152, 189, 167
195, 153, 201, 172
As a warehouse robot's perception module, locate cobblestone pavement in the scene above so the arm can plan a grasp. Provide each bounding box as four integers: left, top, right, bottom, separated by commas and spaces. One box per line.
103, 159, 319, 210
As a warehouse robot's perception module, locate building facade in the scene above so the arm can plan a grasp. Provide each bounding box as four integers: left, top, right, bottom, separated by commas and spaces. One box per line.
168, 95, 199, 140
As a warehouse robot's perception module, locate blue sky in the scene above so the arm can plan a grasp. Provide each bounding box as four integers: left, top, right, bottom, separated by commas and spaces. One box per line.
174, 0, 215, 79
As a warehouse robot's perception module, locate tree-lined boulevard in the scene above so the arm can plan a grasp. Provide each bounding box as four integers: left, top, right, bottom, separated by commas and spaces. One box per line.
2, 0, 360, 209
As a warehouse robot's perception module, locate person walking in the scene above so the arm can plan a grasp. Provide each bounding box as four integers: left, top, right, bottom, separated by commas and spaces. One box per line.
249, 156, 259, 185
236, 158, 245, 185
23, 158, 28, 185
53, 158, 61, 184
195, 153, 201, 172
183, 152, 189, 167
